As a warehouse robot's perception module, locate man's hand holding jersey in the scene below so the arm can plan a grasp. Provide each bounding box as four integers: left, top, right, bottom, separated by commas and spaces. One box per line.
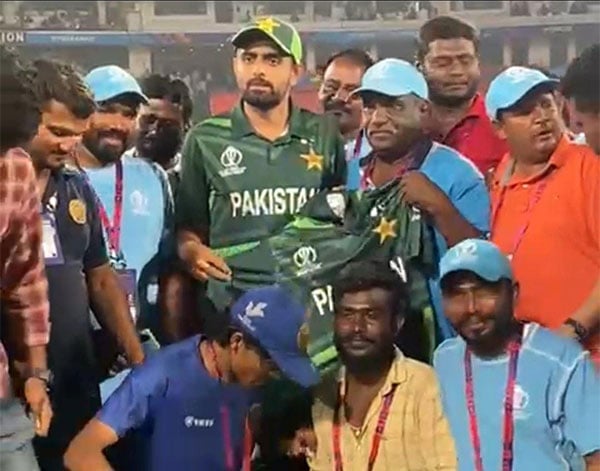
177, 229, 231, 282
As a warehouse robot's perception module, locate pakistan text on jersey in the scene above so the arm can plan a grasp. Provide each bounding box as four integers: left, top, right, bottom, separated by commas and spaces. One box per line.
229, 187, 320, 217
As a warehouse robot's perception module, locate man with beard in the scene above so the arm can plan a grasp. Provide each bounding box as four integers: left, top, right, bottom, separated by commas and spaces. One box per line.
128, 74, 194, 344
289, 260, 457, 470
418, 16, 507, 175
317, 49, 374, 190
27, 59, 144, 471
562, 44, 600, 154
132, 74, 193, 195
176, 17, 345, 286
487, 66, 600, 365
434, 239, 600, 471
351, 58, 489, 343
73, 65, 173, 339
175, 17, 345, 469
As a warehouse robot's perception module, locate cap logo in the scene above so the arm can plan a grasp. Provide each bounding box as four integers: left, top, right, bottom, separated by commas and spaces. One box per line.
297, 322, 310, 354
504, 67, 533, 83
454, 240, 478, 261
237, 301, 267, 332
255, 17, 280, 35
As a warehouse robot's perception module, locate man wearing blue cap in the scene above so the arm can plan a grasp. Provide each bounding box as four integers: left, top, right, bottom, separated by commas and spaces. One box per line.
73, 65, 173, 344
434, 239, 600, 471
486, 66, 600, 364
64, 285, 317, 471
350, 58, 490, 343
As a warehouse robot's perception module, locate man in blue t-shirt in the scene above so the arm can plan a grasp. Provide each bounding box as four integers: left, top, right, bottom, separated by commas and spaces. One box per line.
64, 285, 318, 471
348, 58, 490, 344
434, 239, 600, 471
74, 65, 173, 337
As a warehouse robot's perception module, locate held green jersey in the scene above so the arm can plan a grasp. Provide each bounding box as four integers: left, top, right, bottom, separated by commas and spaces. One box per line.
208, 181, 436, 374
175, 103, 346, 247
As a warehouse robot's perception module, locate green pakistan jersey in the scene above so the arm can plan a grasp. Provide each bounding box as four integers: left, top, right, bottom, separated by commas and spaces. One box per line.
209, 181, 436, 374
175, 103, 346, 247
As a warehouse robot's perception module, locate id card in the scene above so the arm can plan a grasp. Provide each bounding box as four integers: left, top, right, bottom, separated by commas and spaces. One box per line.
42, 213, 64, 265
116, 269, 138, 322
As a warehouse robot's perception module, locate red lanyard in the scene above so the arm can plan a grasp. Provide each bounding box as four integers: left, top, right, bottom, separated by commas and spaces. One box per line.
491, 170, 553, 259
77, 160, 124, 255
464, 333, 522, 471
332, 383, 398, 471
99, 160, 124, 254
209, 344, 252, 471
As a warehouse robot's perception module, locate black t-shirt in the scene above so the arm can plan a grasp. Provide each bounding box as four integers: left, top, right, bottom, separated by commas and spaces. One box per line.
41, 169, 109, 398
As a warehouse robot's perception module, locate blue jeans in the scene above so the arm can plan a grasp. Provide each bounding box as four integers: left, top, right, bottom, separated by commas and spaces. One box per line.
0, 399, 39, 471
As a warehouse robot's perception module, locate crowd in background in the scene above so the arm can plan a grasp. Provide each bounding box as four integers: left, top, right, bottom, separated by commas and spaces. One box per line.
1, 10, 599, 471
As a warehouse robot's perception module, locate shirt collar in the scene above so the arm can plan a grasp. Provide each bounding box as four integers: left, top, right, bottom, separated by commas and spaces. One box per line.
337, 347, 408, 398
359, 137, 433, 190
231, 100, 307, 140
466, 93, 488, 120
496, 133, 570, 187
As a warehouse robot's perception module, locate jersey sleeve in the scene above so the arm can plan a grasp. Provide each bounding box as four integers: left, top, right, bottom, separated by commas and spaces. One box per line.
559, 351, 600, 456
451, 171, 490, 235
320, 120, 347, 189
329, 134, 347, 188
80, 176, 109, 271
175, 130, 210, 238
97, 364, 167, 437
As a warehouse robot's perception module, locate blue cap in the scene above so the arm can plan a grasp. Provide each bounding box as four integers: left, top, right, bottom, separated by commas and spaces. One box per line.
439, 239, 514, 283
351, 58, 429, 100
84, 65, 148, 104
231, 285, 318, 388
485, 66, 559, 121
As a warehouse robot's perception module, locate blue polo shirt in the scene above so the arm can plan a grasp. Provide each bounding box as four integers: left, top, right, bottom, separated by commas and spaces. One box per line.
434, 323, 600, 471
84, 152, 173, 328
98, 335, 254, 471
348, 142, 490, 340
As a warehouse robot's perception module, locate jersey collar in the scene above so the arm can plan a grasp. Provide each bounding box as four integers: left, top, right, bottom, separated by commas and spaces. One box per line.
231, 100, 307, 140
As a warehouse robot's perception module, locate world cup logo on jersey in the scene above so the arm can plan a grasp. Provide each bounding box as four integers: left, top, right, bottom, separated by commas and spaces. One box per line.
219, 145, 246, 177
293, 246, 321, 276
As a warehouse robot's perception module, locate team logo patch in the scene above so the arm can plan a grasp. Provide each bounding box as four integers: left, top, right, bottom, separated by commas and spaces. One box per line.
68, 199, 86, 224
372, 216, 397, 244
130, 190, 149, 215
326, 192, 346, 220
293, 246, 321, 276
512, 384, 530, 420
300, 147, 324, 171
219, 145, 246, 177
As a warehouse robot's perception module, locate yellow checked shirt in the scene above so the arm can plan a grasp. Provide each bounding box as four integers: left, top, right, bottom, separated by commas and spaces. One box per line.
308, 349, 457, 471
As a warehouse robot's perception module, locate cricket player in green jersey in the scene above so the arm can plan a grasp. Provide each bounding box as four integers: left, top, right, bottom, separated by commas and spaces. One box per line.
175, 17, 346, 285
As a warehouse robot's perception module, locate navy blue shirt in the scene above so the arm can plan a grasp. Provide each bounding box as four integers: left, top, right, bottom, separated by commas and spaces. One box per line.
98, 335, 255, 471
42, 168, 108, 397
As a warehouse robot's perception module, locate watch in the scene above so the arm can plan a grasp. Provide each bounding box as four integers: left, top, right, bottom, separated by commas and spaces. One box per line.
564, 318, 589, 341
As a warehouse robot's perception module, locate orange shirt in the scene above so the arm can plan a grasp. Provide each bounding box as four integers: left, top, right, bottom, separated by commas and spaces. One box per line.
491, 136, 600, 352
